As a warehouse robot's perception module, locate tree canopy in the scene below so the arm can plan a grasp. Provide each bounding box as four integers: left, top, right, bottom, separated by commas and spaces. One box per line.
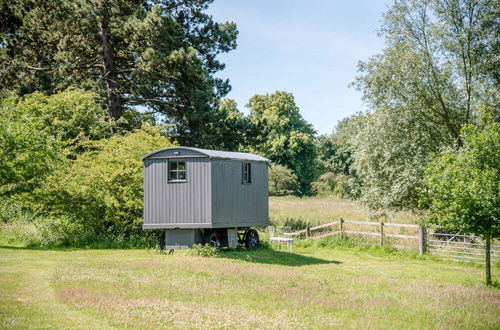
354, 0, 499, 142
422, 122, 499, 284
29, 125, 175, 237
0, 89, 111, 195
349, 0, 499, 210
247, 91, 317, 195
1, 0, 238, 146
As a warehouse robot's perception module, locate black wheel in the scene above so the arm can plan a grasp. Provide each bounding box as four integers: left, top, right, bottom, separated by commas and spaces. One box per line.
245, 229, 259, 250
205, 231, 222, 249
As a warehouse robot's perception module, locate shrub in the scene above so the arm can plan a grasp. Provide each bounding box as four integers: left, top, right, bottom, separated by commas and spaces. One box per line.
191, 244, 220, 257
26, 125, 175, 237
281, 217, 312, 231
0, 95, 65, 194
268, 164, 299, 196
311, 172, 350, 197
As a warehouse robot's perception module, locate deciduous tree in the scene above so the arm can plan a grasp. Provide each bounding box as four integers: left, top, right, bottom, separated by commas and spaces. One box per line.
422, 123, 499, 285
0, 89, 111, 194
247, 91, 316, 195
349, 0, 499, 210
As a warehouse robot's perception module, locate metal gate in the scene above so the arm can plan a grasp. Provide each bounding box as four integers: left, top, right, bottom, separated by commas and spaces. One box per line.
427, 233, 500, 264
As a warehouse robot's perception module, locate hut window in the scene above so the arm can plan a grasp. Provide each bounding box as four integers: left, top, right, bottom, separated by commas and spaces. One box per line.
168, 161, 186, 182
242, 162, 251, 184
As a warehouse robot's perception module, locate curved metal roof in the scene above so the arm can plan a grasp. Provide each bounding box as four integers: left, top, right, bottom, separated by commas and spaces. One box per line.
142, 146, 271, 163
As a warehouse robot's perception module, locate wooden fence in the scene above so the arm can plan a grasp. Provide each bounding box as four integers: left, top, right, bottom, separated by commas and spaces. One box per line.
283, 219, 500, 263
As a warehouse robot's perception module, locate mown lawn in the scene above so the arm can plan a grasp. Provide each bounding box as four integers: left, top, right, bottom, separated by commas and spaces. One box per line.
270, 196, 420, 225
1, 244, 498, 329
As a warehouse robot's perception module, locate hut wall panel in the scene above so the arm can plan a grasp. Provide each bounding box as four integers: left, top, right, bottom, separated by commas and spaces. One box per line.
211, 160, 269, 227
143, 158, 211, 226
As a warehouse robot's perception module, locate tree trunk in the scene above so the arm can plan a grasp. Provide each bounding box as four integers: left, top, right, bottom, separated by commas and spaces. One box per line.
98, 0, 122, 121
485, 234, 491, 286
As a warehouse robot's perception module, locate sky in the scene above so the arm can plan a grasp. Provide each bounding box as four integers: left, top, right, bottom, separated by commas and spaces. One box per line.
207, 0, 392, 135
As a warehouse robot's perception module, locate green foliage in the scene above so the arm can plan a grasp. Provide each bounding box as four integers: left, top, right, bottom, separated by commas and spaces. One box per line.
191, 244, 220, 257
422, 123, 500, 238
315, 135, 353, 176
311, 172, 350, 198
268, 164, 299, 196
12, 89, 112, 143
1, 0, 238, 146
247, 91, 317, 195
207, 99, 252, 150
350, 0, 499, 210
354, 0, 498, 141
280, 217, 312, 231
348, 108, 447, 210
315, 116, 357, 176
422, 123, 499, 284
0, 89, 115, 195
27, 125, 175, 237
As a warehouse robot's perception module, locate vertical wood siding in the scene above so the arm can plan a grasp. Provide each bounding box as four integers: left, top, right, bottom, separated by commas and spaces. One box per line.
143, 158, 211, 226
211, 160, 269, 227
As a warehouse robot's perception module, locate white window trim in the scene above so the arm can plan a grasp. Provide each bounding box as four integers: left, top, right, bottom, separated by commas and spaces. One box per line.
168, 160, 187, 182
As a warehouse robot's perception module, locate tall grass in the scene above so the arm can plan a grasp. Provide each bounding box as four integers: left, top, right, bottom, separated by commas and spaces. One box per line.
270, 195, 420, 227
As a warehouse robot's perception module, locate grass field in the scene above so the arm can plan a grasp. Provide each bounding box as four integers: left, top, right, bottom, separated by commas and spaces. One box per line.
270, 196, 420, 226
1, 243, 499, 329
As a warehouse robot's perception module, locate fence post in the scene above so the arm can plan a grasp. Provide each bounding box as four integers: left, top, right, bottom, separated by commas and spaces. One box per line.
379, 222, 384, 247
306, 225, 311, 239
340, 218, 344, 239
419, 226, 427, 255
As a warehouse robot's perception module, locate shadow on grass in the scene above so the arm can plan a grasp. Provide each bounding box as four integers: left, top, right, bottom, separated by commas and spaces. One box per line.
0, 245, 80, 252
221, 248, 341, 266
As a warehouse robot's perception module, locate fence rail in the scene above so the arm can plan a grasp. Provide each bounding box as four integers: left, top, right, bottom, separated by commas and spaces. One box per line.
283, 219, 500, 264
426, 232, 499, 264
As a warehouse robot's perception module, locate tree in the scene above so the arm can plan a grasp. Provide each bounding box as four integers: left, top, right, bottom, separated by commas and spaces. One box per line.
247, 92, 317, 195
348, 108, 448, 210
206, 99, 252, 151
0, 0, 238, 145
350, 0, 499, 210
10, 88, 112, 143
268, 164, 299, 196
422, 123, 499, 285
0, 89, 111, 194
28, 125, 175, 236
315, 116, 359, 176
311, 172, 350, 198
354, 0, 498, 143
0, 95, 64, 195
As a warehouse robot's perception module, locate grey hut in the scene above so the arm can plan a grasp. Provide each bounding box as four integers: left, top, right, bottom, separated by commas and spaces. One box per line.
142, 146, 270, 250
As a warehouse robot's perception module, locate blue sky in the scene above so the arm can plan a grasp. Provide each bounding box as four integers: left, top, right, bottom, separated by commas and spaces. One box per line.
207, 0, 392, 135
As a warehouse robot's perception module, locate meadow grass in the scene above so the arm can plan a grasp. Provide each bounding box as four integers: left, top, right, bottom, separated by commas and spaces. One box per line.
1, 242, 498, 329
270, 196, 420, 226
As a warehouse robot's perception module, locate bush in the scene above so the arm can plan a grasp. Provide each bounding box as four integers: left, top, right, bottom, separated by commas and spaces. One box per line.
0, 199, 159, 248
191, 244, 220, 257
311, 172, 350, 197
25, 125, 175, 238
281, 217, 312, 231
268, 164, 299, 196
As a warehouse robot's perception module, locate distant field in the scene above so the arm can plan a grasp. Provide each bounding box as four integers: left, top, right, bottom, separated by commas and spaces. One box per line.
1, 245, 499, 329
269, 196, 420, 226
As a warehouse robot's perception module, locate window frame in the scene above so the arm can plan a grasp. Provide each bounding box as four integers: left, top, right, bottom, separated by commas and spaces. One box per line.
167, 160, 187, 183
242, 162, 252, 184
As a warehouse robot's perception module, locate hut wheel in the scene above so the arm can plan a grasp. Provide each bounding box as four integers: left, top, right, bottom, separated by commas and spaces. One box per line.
245, 229, 259, 250
206, 231, 221, 249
